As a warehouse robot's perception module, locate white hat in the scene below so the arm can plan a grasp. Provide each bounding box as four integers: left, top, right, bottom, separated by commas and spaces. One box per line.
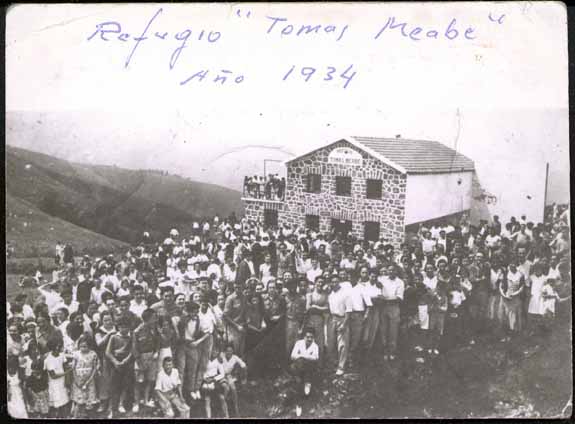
170, 229, 179, 237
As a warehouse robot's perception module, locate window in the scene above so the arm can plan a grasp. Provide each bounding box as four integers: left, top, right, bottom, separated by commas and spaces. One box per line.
305, 174, 322, 193
364, 221, 380, 242
331, 218, 352, 236
366, 179, 383, 199
263, 209, 278, 228
305, 215, 320, 232
335, 176, 352, 196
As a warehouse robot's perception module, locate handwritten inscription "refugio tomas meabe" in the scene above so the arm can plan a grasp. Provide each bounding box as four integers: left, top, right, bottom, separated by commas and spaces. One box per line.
86, 8, 503, 89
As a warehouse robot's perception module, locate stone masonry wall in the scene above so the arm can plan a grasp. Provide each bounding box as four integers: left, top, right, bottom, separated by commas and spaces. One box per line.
280, 140, 407, 248
243, 199, 284, 226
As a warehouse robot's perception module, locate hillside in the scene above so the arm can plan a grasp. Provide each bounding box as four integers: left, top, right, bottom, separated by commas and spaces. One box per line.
6, 193, 129, 258
6, 145, 243, 248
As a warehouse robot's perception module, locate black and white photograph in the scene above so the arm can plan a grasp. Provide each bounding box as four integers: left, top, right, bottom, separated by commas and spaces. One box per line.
5, 2, 571, 419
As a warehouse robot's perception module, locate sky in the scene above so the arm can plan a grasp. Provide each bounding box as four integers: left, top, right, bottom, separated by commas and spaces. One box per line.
5, 2, 570, 222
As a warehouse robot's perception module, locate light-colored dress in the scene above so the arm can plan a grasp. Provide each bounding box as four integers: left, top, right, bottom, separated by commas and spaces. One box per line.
499, 270, 524, 331
8, 372, 28, 418
71, 350, 99, 405
528, 274, 547, 315
44, 352, 70, 408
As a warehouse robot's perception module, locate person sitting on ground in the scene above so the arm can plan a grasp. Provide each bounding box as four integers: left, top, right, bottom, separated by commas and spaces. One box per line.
219, 343, 247, 416
290, 327, 319, 396
201, 347, 230, 418
155, 356, 190, 418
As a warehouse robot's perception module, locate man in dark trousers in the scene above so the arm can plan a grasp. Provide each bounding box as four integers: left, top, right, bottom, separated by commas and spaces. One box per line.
235, 249, 254, 287
63, 243, 74, 264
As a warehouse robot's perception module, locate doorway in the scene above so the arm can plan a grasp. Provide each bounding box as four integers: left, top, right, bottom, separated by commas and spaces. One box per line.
331, 218, 352, 237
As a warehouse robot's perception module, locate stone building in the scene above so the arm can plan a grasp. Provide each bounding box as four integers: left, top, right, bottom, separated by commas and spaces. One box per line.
242, 137, 475, 248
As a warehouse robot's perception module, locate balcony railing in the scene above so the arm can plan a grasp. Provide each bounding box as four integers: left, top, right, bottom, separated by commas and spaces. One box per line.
243, 175, 286, 201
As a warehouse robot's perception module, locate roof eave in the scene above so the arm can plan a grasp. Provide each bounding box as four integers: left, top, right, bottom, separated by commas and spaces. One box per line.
406, 167, 475, 175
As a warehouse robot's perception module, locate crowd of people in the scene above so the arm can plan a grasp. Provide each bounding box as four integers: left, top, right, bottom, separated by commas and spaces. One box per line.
243, 174, 286, 200
6, 204, 571, 418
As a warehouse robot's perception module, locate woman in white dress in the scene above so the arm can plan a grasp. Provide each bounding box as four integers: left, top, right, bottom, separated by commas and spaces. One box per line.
528, 264, 547, 317
498, 261, 525, 341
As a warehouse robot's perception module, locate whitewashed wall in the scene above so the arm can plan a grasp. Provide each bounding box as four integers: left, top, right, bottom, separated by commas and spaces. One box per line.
470, 158, 547, 225
405, 172, 473, 225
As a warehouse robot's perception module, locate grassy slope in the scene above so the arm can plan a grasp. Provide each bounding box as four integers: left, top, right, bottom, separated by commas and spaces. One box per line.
6, 145, 242, 244
6, 193, 129, 258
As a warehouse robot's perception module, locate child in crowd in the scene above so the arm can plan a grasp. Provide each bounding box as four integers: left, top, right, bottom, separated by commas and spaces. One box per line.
25, 360, 50, 418
8, 355, 28, 418
133, 309, 160, 412
540, 278, 559, 330
105, 316, 133, 417
44, 337, 70, 418
71, 335, 99, 417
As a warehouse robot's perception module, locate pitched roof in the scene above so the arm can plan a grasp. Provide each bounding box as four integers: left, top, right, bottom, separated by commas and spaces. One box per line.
350, 136, 474, 174
285, 136, 475, 174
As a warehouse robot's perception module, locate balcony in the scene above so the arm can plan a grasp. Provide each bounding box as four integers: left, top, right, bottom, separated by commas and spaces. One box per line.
242, 175, 286, 201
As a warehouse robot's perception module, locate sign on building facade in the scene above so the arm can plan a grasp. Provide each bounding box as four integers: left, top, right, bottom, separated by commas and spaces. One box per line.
327, 147, 363, 166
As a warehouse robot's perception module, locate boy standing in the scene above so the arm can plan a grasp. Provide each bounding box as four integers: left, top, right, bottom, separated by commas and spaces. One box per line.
132, 309, 160, 412
105, 317, 133, 417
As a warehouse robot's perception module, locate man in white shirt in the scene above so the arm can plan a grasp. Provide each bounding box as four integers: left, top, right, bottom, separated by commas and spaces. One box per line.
421, 231, 436, 255
349, 267, 372, 363
339, 252, 357, 274
130, 285, 148, 318
219, 344, 247, 415
306, 258, 323, 283
290, 328, 320, 396
328, 276, 353, 376
155, 357, 190, 418
378, 265, 404, 360
206, 260, 222, 290
53, 289, 79, 316
37, 282, 64, 314
101, 269, 120, 293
